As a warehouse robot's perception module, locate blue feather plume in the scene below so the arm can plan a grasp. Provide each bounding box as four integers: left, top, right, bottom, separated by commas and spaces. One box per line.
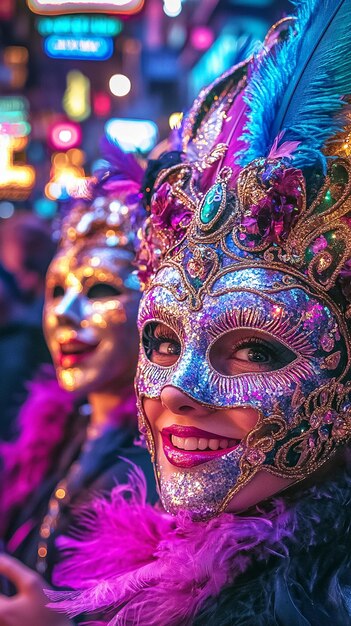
238, 0, 351, 172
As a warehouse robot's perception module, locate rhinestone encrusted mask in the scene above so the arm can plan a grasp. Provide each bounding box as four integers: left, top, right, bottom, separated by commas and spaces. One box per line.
136, 153, 351, 518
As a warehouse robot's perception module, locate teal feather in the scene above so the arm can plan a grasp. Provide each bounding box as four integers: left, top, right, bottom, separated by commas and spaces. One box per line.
238, 0, 351, 172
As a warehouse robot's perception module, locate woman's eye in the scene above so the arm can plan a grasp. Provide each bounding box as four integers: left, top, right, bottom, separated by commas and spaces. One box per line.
157, 341, 181, 356
142, 322, 181, 366
233, 345, 274, 364
209, 331, 296, 375
52, 285, 65, 299
86, 283, 122, 299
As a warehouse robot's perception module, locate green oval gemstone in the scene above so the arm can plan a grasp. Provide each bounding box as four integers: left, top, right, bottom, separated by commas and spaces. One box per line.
200, 183, 223, 224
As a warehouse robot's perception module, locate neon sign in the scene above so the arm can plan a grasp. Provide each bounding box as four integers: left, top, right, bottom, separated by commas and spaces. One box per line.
0, 97, 31, 139
37, 15, 122, 36
0, 136, 35, 200
44, 35, 113, 60
0, 121, 31, 137
0, 96, 28, 116
27, 0, 144, 16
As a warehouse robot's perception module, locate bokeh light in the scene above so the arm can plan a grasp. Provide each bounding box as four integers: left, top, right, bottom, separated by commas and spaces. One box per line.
190, 26, 214, 51
169, 111, 183, 130
0, 201, 15, 219
49, 121, 82, 150
109, 74, 131, 97
34, 197, 58, 218
105, 118, 158, 153
93, 92, 111, 117
63, 70, 91, 122
163, 0, 182, 18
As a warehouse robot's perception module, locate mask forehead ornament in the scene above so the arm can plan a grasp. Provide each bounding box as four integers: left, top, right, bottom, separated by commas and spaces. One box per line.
53, 144, 148, 288
136, 1, 351, 518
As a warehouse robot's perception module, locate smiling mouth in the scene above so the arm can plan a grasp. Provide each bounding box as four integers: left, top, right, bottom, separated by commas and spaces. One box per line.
161, 425, 241, 468
58, 340, 99, 368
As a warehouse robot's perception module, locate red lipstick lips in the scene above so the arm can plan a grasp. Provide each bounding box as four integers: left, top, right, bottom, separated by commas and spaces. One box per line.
161, 425, 241, 468
58, 339, 98, 368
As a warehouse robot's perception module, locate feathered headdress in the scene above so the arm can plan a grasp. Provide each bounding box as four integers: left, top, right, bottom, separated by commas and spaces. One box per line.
59, 138, 147, 256
138, 0, 351, 315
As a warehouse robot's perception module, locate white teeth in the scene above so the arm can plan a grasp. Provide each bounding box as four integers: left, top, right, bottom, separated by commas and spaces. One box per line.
170, 435, 237, 452
184, 437, 197, 451
208, 439, 219, 450
172, 436, 183, 449
198, 438, 208, 450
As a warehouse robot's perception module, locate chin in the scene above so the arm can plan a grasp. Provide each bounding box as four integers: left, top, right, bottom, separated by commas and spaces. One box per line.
156, 449, 243, 520
56, 365, 97, 396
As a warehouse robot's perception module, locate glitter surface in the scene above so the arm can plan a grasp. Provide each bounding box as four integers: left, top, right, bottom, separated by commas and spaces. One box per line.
137, 264, 350, 519
159, 446, 243, 519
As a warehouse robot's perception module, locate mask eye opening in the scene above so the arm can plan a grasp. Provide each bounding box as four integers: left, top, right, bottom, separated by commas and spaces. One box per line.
86, 283, 123, 300
142, 321, 182, 367
208, 328, 297, 376
52, 284, 65, 299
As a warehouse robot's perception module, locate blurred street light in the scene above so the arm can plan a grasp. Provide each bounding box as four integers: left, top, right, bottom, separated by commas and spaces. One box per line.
109, 73, 131, 97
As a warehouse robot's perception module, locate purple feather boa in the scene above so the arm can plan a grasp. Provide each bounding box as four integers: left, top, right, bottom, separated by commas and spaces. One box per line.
48, 460, 351, 626
0, 371, 137, 540
0, 371, 75, 536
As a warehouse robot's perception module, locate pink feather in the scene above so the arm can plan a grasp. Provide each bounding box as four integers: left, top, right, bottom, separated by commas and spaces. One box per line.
200, 88, 250, 192
0, 372, 137, 540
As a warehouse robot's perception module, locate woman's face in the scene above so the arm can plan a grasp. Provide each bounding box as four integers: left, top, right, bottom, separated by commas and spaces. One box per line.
137, 266, 348, 519
44, 245, 141, 396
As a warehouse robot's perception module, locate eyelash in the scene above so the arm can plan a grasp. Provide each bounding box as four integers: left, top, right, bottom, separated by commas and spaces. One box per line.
153, 335, 179, 351
208, 308, 315, 359
229, 336, 280, 359
138, 300, 185, 340
154, 328, 178, 341
143, 325, 180, 359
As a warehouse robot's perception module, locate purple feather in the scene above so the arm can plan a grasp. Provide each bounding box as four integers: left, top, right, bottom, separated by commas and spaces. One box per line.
99, 137, 144, 186
268, 131, 301, 160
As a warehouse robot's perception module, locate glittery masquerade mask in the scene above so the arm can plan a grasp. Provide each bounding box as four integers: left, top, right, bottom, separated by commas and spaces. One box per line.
44, 147, 146, 394
136, 1, 351, 519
